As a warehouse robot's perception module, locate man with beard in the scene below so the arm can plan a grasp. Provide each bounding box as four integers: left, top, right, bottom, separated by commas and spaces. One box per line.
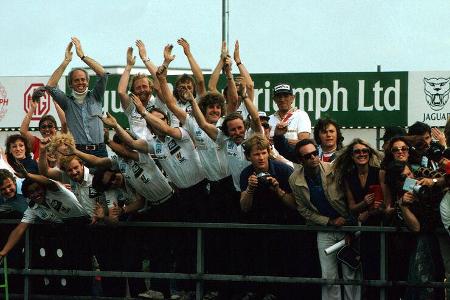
45, 37, 108, 157
118, 40, 169, 141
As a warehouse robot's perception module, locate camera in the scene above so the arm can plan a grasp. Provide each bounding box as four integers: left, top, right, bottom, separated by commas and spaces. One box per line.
256, 172, 271, 186
426, 141, 450, 163
403, 177, 431, 201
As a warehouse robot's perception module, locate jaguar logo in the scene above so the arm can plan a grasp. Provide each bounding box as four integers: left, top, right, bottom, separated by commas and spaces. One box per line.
424, 77, 450, 111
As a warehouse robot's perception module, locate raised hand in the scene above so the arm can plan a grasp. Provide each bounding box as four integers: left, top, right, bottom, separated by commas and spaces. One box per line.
39, 137, 52, 152
221, 41, 228, 61
14, 159, 28, 179
126, 47, 136, 66
163, 44, 176, 65
57, 142, 76, 156
177, 37, 191, 56
71, 37, 85, 58
135, 40, 148, 60
234, 40, 241, 64
32, 86, 47, 102
65, 42, 73, 61
182, 90, 195, 103
100, 112, 119, 129
92, 202, 105, 224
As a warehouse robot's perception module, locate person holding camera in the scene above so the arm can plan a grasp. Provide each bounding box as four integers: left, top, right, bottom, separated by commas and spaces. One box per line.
385, 160, 445, 299
289, 138, 361, 300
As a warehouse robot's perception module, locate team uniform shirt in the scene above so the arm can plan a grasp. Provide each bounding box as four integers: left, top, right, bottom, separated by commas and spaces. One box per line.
172, 101, 192, 128
216, 102, 250, 128
110, 153, 173, 207
0, 178, 28, 214
124, 95, 169, 142
67, 166, 118, 217
21, 180, 88, 224
216, 129, 252, 192
183, 115, 229, 181
146, 127, 205, 189
441, 192, 450, 235
268, 108, 311, 140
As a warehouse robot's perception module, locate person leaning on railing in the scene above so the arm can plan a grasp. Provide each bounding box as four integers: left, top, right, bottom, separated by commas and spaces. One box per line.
384, 160, 446, 299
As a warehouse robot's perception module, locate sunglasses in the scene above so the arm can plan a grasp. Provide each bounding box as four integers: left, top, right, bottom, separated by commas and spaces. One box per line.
301, 150, 319, 160
261, 123, 270, 129
353, 148, 369, 155
391, 146, 409, 153
40, 124, 55, 130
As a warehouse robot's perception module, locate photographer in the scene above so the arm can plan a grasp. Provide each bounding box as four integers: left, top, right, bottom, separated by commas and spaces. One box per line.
385, 160, 445, 299
239, 134, 297, 299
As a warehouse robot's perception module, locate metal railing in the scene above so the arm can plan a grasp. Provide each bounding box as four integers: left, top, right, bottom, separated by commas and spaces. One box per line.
0, 219, 448, 300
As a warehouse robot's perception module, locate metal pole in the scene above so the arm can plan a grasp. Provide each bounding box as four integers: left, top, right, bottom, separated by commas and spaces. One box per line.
195, 228, 204, 300
24, 229, 30, 300
222, 0, 229, 48
376, 65, 382, 150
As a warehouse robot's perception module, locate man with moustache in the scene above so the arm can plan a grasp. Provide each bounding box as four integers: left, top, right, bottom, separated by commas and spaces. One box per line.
45, 37, 108, 157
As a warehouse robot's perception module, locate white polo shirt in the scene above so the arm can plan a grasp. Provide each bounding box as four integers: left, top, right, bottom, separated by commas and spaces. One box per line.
269, 108, 311, 140
110, 153, 173, 206
21, 180, 88, 224
124, 95, 170, 142
183, 115, 229, 181
215, 130, 251, 192
146, 128, 205, 189
68, 166, 119, 217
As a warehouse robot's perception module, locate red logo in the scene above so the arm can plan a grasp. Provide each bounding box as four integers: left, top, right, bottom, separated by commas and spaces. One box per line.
0, 81, 9, 122
23, 83, 51, 121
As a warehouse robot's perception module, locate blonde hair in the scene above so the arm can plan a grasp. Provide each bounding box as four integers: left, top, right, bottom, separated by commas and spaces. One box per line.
47, 132, 76, 154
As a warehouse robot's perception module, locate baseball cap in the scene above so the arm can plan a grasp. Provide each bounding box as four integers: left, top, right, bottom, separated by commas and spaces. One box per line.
258, 111, 270, 121
273, 83, 293, 96
378, 126, 407, 142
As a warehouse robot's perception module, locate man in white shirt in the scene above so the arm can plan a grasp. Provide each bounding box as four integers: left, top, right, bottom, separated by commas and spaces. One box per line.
269, 83, 311, 145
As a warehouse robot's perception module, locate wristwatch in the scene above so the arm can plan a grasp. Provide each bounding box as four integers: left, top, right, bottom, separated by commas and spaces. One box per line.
432, 178, 438, 185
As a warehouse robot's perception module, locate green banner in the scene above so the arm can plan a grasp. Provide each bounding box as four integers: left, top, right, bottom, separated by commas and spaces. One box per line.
79, 71, 408, 128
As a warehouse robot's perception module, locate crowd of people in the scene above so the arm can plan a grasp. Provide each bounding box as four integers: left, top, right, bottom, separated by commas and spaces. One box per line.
0, 37, 450, 300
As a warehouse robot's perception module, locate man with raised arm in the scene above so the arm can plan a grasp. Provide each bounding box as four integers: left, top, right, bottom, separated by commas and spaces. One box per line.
168, 38, 206, 127
117, 40, 169, 141
45, 37, 108, 157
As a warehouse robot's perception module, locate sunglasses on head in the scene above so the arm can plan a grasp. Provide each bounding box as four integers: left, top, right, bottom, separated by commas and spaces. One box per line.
301, 150, 319, 160
40, 124, 55, 130
353, 148, 369, 155
391, 146, 409, 153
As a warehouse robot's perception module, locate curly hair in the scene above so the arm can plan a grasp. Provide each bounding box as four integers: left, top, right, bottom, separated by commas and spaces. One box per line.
332, 138, 381, 185
198, 91, 226, 117
173, 74, 197, 100
313, 118, 344, 150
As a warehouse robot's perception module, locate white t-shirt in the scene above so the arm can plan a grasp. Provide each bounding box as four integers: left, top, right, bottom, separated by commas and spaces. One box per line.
215, 129, 251, 192
171, 100, 192, 128
183, 115, 229, 181
69, 166, 118, 217
147, 128, 205, 189
124, 95, 169, 142
110, 153, 173, 206
269, 108, 311, 140
21, 180, 88, 224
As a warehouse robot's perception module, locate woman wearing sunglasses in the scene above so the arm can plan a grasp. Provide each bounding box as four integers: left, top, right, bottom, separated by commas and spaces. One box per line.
333, 138, 384, 300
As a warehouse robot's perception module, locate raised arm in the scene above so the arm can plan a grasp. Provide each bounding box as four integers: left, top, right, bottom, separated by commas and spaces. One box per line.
117, 47, 136, 111
156, 47, 188, 124
16, 160, 59, 192
177, 38, 206, 97
242, 83, 262, 134
107, 139, 139, 162
53, 101, 68, 133
224, 56, 239, 113
100, 113, 148, 153
234, 40, 252, 87
208, 41, 227, 92
71, 37, 105, 76
132, 94, 182, 140
59, 141, 112, 169
186, 91, 219, 141
136, 40, 161, 97
47, 42, 72, 88
20, 99, 38, 148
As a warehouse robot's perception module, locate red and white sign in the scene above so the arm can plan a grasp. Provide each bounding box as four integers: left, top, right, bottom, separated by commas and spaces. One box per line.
23, 83, 52, 121
0, 81, 9, 123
